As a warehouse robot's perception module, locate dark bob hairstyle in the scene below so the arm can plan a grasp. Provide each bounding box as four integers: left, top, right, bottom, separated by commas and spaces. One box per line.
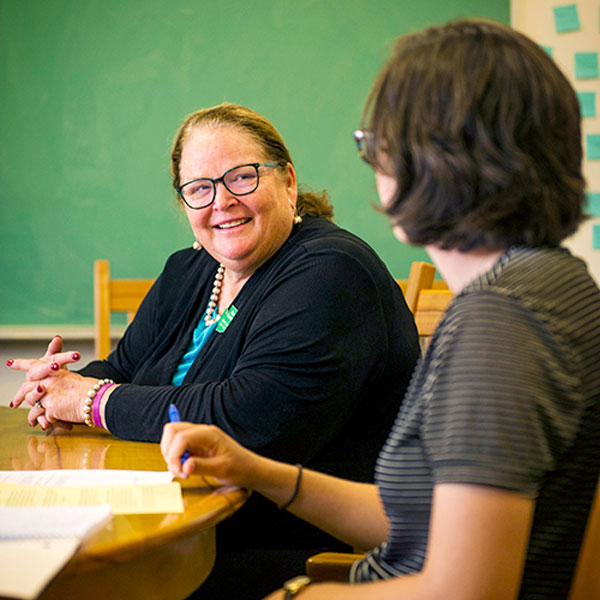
363, 19, 586, 251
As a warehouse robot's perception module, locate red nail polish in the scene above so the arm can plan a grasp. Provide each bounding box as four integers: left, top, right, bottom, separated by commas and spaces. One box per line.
72, 352, 81, 360
50, 362, 59, 371
9, 401, 14, 408
37, 385, 44, 393
6, 360, 14, 367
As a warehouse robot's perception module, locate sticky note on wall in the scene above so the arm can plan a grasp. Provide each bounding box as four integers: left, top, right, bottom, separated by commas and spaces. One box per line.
577, 91, 596, 117
575, 53, 599, 79
587, 135, 600, 160
541, 45, 554, 58
553, 5, 580, 32
588, 193, 600, 217
594, 225, 600, 250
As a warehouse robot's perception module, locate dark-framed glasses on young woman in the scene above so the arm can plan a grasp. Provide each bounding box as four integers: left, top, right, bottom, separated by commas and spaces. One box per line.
177, 162, 280, 209
353, 129, 376, 166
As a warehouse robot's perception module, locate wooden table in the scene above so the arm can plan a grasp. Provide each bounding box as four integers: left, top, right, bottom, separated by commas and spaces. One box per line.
0, 407, 248, 600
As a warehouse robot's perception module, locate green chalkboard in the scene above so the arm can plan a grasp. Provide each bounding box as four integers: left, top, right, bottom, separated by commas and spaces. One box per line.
0, 0, 509, 326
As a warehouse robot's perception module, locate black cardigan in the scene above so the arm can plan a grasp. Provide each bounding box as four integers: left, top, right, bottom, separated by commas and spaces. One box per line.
80, 216, 419, 482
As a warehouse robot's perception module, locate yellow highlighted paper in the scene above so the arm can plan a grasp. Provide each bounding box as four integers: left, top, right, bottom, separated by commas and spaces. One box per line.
0, 481, 183, 514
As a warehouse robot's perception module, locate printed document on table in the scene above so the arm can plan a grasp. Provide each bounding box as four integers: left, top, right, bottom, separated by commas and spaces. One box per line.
0, 469, 174, 486
0, 481, 184, 514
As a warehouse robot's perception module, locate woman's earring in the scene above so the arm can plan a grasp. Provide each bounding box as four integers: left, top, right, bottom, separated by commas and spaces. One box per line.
193, 240, 202, 251
294, 215, 303, 224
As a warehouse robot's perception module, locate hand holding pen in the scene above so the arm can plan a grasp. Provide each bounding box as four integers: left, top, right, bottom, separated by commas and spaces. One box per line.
161, 418, 265, 488
168, 404, 190, 466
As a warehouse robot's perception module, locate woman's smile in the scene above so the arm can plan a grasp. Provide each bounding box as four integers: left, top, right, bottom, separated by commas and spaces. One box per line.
213, 217, 252, 230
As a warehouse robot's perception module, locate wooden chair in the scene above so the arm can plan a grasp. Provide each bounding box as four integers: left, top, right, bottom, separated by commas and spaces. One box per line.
401, 261, 435, 313
306, 479, 600, 600
305, 551, 363, 582
396, 261, 448, 313
413, 288, 454, 339
94, 259, 154, 359
396, 261, 453, 348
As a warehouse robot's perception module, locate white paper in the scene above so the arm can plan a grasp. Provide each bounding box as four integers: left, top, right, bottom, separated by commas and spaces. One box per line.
0, 469, 173, 487
0, 505, 112, 539
0, 537, 81, 599
0, 506, 113, 599
0, 471, 180, 597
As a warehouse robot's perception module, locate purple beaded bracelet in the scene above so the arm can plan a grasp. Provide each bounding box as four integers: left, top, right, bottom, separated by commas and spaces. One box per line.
93, 383, 114, 428
83, 379, 114, 428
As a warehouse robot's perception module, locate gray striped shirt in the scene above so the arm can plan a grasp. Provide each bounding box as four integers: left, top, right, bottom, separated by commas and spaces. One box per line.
353, 247, 600, 599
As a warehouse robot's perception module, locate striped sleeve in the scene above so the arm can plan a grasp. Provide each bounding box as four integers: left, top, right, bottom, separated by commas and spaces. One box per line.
423, 290, 583, 496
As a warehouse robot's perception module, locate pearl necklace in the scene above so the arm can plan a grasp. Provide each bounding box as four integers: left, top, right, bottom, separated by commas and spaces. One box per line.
205, 263, 225, 327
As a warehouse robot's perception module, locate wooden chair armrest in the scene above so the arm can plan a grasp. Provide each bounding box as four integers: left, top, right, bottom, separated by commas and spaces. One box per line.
305, 552, 365, 582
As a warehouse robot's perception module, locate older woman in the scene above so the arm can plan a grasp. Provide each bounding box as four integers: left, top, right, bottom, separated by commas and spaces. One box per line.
8, 103, 420, 597
161, 21, 600, 600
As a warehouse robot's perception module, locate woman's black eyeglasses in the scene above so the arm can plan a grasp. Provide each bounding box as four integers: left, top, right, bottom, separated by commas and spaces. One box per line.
177, 162, 281, 209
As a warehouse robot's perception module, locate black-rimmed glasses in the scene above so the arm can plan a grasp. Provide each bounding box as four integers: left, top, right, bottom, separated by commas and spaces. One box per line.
353, 129, 376, 166
177, 162, 281, 209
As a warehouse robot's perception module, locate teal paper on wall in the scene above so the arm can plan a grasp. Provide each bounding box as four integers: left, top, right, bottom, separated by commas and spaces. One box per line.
577, 92, 596, 117
593, 225, 600, 250
588, 193, 600, 217
575, 53, 599, 79
587, 135, 600, 160
541, 45, 554, 57
553, 4, 580, 32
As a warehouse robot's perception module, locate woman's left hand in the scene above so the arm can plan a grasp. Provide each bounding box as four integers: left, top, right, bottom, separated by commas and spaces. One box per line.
23, 370, 99, 428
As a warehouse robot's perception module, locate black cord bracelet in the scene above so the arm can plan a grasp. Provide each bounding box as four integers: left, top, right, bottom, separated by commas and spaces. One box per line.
279, 464, 303, 510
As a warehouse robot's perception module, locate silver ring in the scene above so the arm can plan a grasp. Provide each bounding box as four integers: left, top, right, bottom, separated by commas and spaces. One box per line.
35, 400, 43, 410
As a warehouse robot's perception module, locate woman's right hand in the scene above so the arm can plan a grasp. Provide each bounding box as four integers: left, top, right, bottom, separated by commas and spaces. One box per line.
7, 335, 83, 428
7, 335, 81, 387
161, 422, 261, 487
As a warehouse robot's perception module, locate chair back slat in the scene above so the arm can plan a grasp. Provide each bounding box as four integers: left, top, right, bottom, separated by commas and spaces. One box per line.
94, 259, 154, 359
404, 261, 436, 313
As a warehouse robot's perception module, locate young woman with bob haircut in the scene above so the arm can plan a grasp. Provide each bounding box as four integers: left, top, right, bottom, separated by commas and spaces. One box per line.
161, 19, 600, 600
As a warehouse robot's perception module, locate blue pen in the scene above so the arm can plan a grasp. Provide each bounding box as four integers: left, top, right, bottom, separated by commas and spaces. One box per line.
168, 404, 191, 466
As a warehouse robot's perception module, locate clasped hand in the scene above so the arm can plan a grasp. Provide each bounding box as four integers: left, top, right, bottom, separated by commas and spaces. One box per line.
8, 335, 97, 429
